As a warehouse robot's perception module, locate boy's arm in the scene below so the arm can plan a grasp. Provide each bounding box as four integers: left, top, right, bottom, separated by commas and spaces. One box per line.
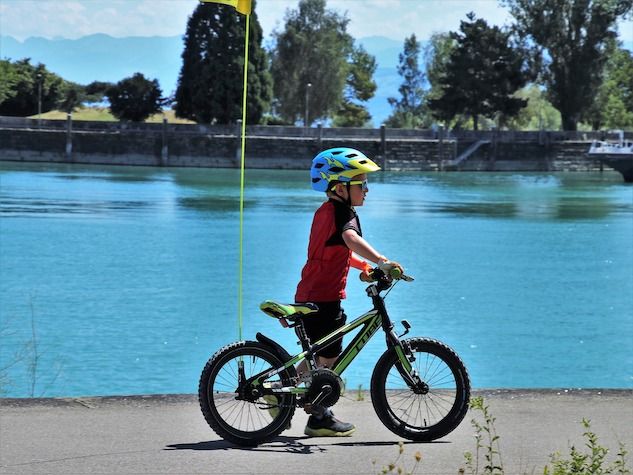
342, 229, 382, 263
343, 229, 404, 275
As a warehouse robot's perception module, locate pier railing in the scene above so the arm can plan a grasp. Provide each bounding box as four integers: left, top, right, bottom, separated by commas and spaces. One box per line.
1, 115, 630, 142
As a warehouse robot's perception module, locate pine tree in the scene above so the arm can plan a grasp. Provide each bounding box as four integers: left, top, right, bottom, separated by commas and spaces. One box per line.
385, 34, 427, 128
333, 44, 377, 127
428, 13, 529, 130
175, 1, 271, 124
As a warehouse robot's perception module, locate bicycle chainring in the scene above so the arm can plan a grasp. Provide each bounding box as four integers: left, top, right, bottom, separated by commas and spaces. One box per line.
306, 368, 343, 407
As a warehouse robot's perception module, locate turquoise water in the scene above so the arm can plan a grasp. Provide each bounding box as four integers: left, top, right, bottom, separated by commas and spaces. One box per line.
1, 162, 632, 397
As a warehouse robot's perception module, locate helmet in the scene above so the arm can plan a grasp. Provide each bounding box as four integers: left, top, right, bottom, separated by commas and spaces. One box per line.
310, 148, 380, 192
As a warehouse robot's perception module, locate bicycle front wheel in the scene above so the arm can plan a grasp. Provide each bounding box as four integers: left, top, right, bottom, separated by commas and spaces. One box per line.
198, 341, 296, 446
370, 337, 470, 441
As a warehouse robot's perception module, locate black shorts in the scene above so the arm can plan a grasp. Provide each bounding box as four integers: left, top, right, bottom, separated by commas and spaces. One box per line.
298, 301, 347, 359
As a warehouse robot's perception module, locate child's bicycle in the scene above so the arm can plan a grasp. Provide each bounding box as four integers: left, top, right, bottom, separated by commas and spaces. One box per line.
198, 268, 470, 446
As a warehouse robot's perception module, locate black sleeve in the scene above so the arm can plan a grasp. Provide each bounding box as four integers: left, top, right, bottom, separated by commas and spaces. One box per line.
342, 215, 361, 235
334, 202, 362, 237
326, 201, 362, 247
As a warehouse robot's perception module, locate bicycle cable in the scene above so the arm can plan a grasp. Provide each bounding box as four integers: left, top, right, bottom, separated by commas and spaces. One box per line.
382, 279, 399, 299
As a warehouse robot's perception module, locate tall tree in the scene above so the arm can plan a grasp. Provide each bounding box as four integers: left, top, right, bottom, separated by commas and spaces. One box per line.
106, 73, 163, 122
0, 59, 64, 117
270, 0, 353, 125
332, 44, 377, 127
385, 34, 427, 128
503, 0, 633, 131
428, 13, 530, 130
583, 45, 633, 129
424, 33, 454, 102
175, 1, 271, 124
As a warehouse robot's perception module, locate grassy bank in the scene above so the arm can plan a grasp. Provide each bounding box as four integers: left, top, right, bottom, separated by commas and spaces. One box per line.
30, 107, 195, 124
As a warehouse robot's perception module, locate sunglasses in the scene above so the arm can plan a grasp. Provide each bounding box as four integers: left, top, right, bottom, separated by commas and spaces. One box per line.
349, 180, 368, 191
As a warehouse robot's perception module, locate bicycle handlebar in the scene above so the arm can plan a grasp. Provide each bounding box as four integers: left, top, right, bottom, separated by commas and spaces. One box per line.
369, 267, 415, 283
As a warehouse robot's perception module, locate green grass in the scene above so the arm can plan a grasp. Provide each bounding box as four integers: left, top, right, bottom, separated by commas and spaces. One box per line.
31, 107, 195, 124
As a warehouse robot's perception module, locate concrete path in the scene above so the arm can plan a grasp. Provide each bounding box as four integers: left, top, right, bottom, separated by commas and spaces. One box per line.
1, 390, 631, 474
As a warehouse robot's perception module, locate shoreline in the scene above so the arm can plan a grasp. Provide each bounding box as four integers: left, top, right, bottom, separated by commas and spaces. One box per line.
2, 388, 631, 407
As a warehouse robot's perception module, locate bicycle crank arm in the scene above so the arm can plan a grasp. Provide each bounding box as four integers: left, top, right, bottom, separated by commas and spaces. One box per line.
309, 384, 332, 406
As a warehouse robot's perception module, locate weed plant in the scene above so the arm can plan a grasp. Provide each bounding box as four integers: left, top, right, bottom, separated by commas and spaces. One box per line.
544, 418, 630, 475
372, 441, 422, 475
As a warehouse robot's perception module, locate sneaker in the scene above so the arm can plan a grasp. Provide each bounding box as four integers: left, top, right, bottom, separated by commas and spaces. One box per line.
304, 414, 356, 437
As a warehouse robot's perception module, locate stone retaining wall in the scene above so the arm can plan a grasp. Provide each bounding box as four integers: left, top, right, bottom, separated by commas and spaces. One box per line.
0, 120, 614, 173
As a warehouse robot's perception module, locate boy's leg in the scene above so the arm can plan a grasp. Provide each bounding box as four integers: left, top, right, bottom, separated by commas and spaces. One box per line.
299, 303, 355, 437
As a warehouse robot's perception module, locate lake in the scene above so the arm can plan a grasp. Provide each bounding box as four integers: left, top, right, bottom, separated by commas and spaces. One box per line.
1, 161, 631, 397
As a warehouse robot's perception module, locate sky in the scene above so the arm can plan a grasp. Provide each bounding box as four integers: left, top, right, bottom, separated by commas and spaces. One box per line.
2, 0, 631, 45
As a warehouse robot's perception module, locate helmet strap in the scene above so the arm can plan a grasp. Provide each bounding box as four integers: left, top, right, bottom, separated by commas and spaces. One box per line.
329, 182, 352, 207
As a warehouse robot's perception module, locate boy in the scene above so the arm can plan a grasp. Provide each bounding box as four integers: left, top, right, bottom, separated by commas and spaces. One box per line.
296, 147, 403, 437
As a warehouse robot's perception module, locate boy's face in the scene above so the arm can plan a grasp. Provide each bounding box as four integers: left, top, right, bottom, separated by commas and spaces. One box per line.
335, 173, 368, 206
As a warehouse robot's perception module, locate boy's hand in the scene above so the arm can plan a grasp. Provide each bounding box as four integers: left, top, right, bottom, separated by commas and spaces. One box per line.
359, 269, 374, 282
378, 257, 404, 277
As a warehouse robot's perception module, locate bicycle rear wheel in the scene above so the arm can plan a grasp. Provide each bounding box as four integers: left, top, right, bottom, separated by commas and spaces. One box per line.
370, 337, 470, 441
198, 341, 296, 446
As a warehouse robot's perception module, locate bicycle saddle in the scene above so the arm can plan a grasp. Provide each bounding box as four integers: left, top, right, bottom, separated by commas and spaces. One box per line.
259, 300, 319, 321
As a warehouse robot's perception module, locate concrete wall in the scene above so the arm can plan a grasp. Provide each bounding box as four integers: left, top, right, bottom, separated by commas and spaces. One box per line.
0, 116, 618, 173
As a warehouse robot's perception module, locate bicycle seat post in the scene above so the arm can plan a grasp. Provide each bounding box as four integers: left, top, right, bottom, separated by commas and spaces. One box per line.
295, 319, 318, 371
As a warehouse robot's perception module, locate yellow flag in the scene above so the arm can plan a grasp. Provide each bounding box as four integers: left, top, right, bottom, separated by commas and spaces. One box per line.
199, 0, 252, 15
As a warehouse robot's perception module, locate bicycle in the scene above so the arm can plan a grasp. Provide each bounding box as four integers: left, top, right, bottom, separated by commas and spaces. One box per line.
198, 268, 470, 446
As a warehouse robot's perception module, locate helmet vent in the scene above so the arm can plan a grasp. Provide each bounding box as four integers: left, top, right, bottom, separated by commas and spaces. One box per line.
332, 150, 343, 155
311, 178, 321, 183
345, 153, 358, 158
329, 166, 345, 173
314, 163, 324, 169
358, 159, 368, 164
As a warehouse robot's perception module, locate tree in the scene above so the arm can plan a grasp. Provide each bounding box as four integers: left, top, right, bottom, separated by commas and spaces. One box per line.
424, 33, 454, 101
503, 0, 633, 131
332, 44, 377, 127
57, 82, 86, 113
0, 59, 64, 117
428, 13, 530, 130
583, 45, 633, 129
175, 1, 271, 124
270, 0, 353, 125
504, 84, 562, 130
84, 81, 113, 104
106, 73, 163, 122
385, 34, 427, 128
0, 60, 19, 104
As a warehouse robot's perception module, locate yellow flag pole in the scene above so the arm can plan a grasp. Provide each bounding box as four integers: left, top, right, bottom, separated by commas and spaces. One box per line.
237, 12, 250, 341
199, 0, 251, 340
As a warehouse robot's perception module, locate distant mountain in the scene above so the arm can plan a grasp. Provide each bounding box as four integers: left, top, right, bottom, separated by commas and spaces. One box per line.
0, 34, 184, 95
0, 33, 404, 125
2, 33, 632, 126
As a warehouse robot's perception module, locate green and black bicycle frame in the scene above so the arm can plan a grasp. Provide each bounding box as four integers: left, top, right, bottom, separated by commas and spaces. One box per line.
237, 275, 426, 403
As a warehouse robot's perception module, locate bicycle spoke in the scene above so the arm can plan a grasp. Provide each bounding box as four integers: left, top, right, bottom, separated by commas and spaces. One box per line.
383, 346, 459, 429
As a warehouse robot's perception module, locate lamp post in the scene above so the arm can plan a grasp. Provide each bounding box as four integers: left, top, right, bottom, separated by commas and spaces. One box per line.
304, 82, 312, 127
37, 73, 42, 128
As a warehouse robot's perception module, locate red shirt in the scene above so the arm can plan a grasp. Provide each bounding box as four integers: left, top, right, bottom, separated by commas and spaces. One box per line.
295, 199, 362, 302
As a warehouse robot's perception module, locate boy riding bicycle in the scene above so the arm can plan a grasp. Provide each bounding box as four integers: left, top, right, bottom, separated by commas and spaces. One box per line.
296, 147, 403, 437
